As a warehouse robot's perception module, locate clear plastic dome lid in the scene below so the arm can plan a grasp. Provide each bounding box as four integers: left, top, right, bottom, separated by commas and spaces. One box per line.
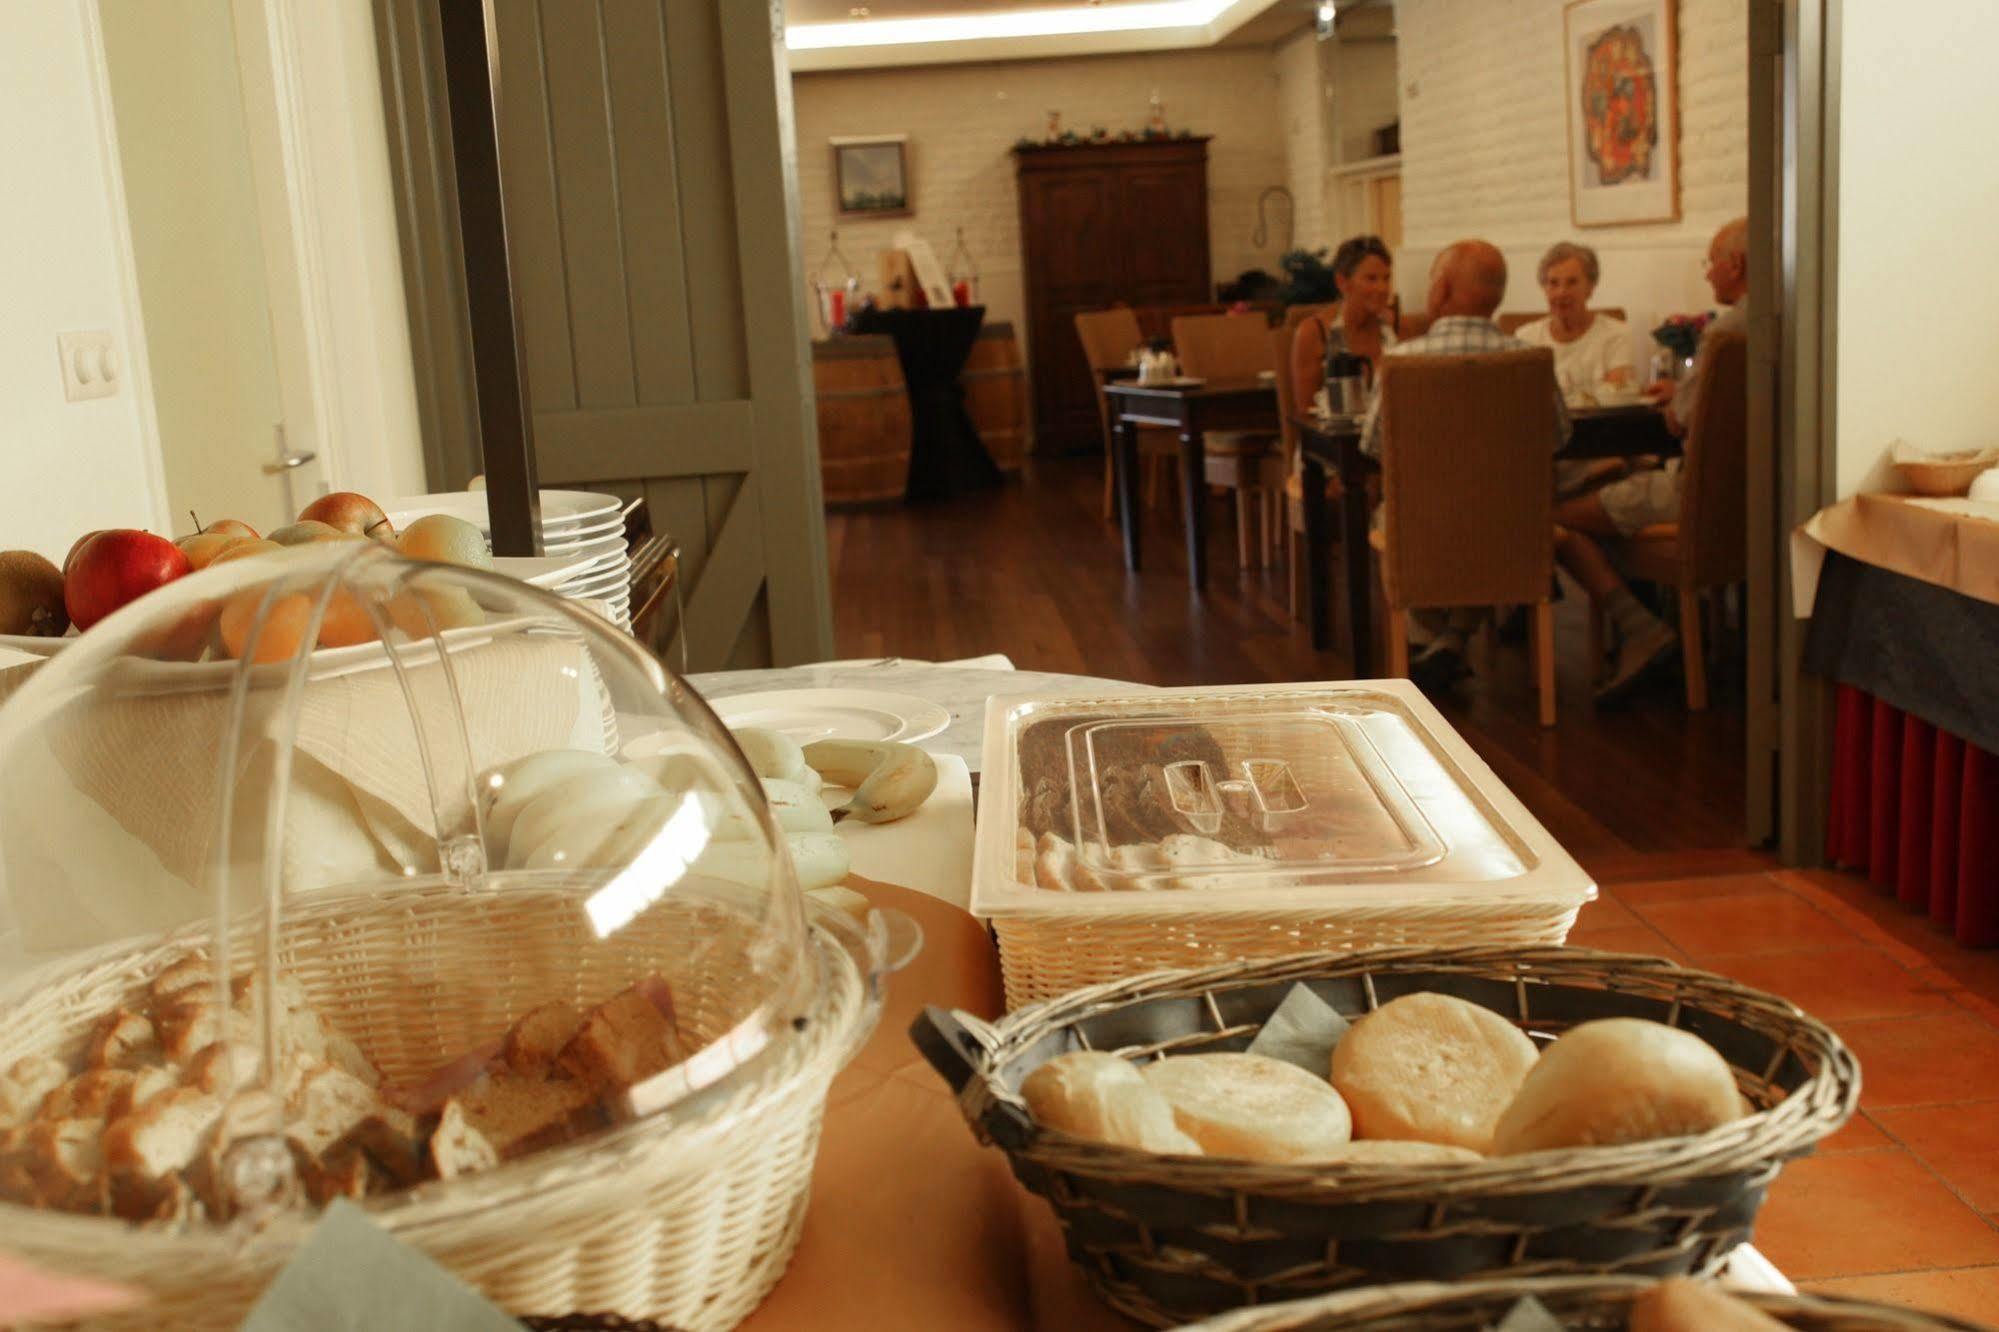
0, 541, 815, 1228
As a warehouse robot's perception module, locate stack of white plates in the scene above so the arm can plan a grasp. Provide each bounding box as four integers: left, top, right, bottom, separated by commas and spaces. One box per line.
383, 490, 633, 630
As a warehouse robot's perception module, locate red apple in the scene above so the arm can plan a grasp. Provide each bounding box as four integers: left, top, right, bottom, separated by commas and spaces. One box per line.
298, 491, 389, 538
200, 518, 259, 542
64, 530, 191, 631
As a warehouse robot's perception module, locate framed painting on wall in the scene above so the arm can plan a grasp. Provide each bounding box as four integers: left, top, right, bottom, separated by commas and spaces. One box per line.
832, 135, 911, 219
1564, 0, 1679, 227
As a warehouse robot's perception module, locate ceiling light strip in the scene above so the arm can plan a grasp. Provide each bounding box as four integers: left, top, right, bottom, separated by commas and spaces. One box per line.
785, 0, 1237, 50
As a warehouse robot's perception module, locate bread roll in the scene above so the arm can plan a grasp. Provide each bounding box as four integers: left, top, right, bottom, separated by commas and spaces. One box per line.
1319, 1139, 1484, 1165
1331, 993, 1538, 1153
1020, 1052, 1201, 1155
1493, 1019, 1744, 1155
1630, 1277, 1789, 1331
1139, 1053, 1352, 1162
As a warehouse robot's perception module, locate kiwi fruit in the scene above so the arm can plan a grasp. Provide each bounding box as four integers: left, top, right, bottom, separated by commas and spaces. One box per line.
0, 551, 68, 637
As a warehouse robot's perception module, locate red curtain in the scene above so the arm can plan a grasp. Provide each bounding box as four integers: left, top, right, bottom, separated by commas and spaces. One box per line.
1828, 684, 1999, 945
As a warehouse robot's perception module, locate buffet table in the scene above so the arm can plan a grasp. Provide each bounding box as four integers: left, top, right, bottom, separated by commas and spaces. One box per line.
701, 660, 1795, 1328
1795, 495, 1999, 943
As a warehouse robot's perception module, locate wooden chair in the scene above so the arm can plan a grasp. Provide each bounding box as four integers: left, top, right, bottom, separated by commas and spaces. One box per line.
1282, 301, 1337, 333
1075, 308, 1179, 522
1272, 322, 1341, 620
1371, 348, 1563, 727
1496, 307, 1628, 335
1588, 330, 1749, 711
1170, 313, 1283, 569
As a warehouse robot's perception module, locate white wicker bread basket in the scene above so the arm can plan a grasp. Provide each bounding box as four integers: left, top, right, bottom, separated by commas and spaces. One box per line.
0, 882, 888, 1331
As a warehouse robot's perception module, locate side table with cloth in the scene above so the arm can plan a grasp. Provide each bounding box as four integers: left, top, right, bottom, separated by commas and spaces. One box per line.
848, 306, 1003, 502
1795, 495, 1999, 943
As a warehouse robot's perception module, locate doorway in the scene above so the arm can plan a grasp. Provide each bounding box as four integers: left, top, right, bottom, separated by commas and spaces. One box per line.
97, 0, 312, 535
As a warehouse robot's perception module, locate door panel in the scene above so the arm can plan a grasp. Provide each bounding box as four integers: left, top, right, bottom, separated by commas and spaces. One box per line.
374, 0, 830, 668
1021, 171, 1119, 453
101, 0, 301, 533
1119, 165, 1208, 303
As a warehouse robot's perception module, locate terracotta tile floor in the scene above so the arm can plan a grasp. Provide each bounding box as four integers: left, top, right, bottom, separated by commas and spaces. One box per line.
1580, 860, 1999, 1324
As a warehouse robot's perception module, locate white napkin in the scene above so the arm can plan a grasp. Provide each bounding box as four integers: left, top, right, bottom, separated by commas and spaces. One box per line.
827, 753, 973, 909
1246, 984, 1351, 1074
0, 632, 609, 959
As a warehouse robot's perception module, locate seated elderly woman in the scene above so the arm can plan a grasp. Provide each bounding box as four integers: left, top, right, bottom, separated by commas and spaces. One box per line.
1289, 235, 1397, 402
1514, 241, 1634, 401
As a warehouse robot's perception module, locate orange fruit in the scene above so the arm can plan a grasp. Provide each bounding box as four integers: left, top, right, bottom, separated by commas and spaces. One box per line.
220, 591, 312, 664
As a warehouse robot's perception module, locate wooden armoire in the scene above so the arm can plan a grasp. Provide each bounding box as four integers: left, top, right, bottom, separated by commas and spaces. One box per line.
1014, 138, 1212, 454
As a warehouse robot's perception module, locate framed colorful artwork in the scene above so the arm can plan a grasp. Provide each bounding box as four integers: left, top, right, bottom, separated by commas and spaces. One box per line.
1564, 0, 1679, 227
832, 135, 912, 219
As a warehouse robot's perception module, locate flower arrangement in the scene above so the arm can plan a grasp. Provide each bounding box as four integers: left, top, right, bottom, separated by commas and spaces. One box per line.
1012, 125, 1197, 150
1279, 248, 1338, 305
1651, 312, 1712, 359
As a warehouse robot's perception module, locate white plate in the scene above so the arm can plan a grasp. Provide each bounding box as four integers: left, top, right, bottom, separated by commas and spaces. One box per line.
382, 490, 622, 533
708, 688, 951, 746
560, 572, 631, 600
538, 533, 627, 564
493, 552, 598, 588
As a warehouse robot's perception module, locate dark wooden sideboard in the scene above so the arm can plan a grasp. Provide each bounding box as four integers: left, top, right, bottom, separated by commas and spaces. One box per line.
1014, 138, 1212, 454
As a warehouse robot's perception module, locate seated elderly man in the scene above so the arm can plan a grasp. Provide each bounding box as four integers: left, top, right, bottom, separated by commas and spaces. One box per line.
1359, 240, 1569, 691
1554, 216, 1749, 704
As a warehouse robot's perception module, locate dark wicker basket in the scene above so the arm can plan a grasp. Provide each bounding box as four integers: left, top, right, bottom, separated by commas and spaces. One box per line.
1172, 1275, 1994, 1331
912, 946, 1860, 1329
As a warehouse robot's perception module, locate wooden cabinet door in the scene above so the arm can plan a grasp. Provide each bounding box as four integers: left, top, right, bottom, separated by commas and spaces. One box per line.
1020, 168, 1119, 455
1117, 163, 1210, 305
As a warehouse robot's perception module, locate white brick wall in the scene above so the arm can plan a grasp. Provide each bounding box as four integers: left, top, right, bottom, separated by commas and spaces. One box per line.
1274, 30, 1326, 255
790, 49, 1291, 352
1396, 0, 1747, 367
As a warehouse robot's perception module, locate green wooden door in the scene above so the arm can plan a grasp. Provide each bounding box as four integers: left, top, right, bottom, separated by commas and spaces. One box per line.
375, 0, 832, 669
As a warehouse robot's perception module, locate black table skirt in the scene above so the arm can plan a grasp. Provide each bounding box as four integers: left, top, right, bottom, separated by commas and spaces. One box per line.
1805, 550, 1999, 758
849, 306, 1002, 502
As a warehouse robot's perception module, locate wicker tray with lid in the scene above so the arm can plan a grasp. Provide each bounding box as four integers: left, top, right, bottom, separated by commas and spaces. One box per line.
972, 682, 1595, 1008
1170, 1275, 1995, 1331
913, 945, 1860, 1329
0, 542, 911, 1330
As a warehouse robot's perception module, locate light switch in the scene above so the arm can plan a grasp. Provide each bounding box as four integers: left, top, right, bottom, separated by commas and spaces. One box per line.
57, 331, 118, 401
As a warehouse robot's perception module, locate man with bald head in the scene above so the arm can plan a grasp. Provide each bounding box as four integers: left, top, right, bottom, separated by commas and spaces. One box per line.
1358, 239, 1571, 689
1557, 215, 1750, 703
1358, 240, 1566, 458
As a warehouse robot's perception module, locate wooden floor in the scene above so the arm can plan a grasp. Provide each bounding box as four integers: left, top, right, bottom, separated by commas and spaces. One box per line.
829, 458, 1749, 864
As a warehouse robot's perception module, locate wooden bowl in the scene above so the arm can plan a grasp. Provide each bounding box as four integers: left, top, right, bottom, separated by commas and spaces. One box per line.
1897, 451, 1999, 496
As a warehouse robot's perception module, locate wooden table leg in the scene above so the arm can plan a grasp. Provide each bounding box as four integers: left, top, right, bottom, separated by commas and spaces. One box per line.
1115, 416, 1142, 572
1179, 423, 1207, 593
1301, 453, 1332, 651
1339, 442, 1374, 674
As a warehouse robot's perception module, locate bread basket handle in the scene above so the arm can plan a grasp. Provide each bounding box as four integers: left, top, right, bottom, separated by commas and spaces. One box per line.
909, 1006, 1033, 1145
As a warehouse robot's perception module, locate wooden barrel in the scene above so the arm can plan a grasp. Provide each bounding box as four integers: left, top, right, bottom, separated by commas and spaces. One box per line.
962, 321, 1029, 473
812, 335, 911, 504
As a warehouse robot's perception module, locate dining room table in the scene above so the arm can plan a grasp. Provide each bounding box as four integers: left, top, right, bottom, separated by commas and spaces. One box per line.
1291, 399, 1682, 667
1100, 375, 1283, 594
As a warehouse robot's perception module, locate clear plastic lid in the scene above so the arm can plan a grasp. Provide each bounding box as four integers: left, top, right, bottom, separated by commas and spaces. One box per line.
978, 683, 1595, 912
0, 541, 814, 1227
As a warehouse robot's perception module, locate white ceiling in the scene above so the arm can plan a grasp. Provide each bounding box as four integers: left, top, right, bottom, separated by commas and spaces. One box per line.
784, 0, 1314, 72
